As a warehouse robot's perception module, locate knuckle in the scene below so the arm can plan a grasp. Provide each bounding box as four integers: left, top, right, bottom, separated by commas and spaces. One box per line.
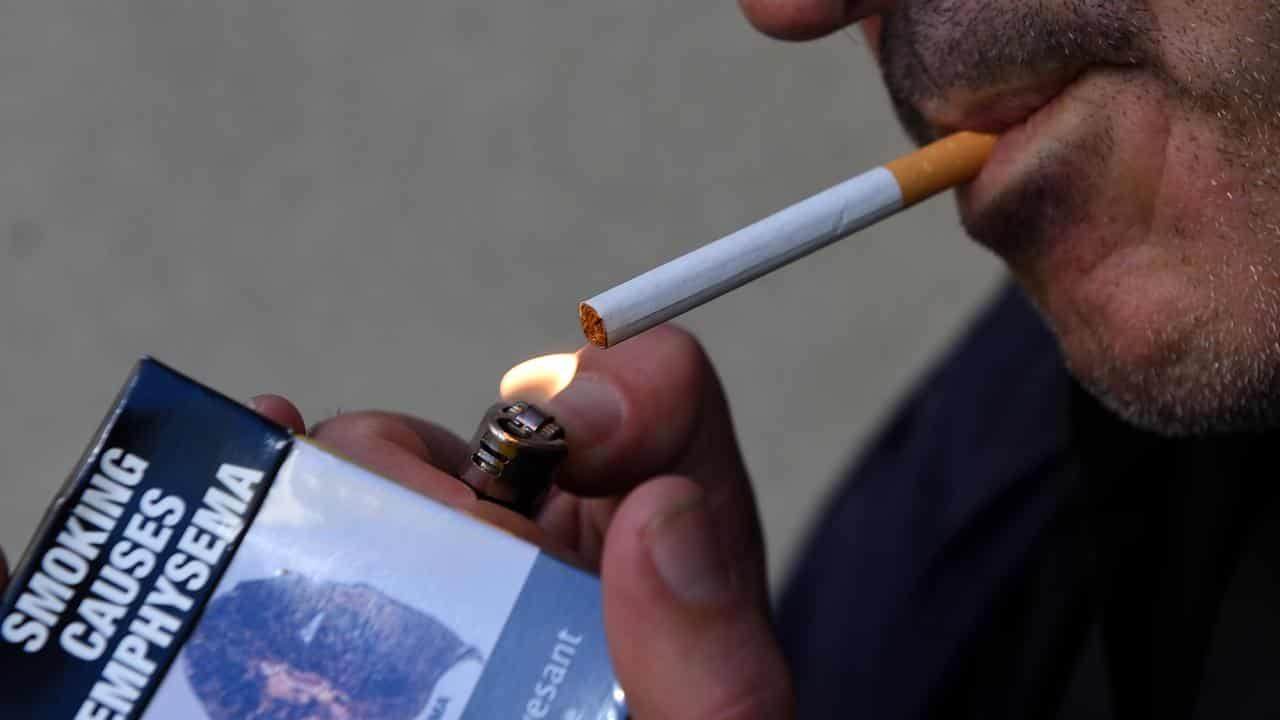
654, 325, 716, 386
706, 686, 794, 720
311, 411, 430, 459
700, 652, 796, 720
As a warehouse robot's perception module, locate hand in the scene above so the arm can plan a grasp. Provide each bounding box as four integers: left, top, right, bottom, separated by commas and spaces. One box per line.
252, 326, 796, 719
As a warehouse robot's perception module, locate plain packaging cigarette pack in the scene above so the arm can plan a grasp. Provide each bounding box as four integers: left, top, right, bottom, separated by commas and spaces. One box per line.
0, 359, 627, 720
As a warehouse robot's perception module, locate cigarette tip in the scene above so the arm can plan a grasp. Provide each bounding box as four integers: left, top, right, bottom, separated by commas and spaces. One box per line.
579, 302, 608, 348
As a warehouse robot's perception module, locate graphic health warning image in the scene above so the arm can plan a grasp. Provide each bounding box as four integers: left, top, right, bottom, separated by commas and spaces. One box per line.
144, 440, 539, 720
184, 576, 482, 719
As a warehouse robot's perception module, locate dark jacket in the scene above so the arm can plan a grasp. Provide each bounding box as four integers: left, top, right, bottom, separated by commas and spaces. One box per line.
776, 285, 1280, 719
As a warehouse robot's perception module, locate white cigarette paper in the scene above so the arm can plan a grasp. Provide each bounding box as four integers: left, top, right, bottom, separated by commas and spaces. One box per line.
579, 132, 998, 348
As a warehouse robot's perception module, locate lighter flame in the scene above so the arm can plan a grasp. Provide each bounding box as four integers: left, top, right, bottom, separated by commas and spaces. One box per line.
499, 352, 579, 404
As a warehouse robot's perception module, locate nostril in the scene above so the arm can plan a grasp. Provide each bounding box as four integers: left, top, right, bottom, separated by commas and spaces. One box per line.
738, 0, 876, 42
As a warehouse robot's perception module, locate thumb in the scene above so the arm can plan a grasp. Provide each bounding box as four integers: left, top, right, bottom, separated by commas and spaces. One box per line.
602, 476, 794, 719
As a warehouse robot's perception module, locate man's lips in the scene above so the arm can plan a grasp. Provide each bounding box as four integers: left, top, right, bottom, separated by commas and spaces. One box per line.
917, 67, 1085, 136
908, 66, 1093, 211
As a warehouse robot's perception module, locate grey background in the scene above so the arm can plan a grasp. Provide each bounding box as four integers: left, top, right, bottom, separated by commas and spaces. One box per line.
0, 2, 1001, 585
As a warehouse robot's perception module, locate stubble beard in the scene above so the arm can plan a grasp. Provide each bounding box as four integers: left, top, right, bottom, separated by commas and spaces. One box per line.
878, 0, 1280, 436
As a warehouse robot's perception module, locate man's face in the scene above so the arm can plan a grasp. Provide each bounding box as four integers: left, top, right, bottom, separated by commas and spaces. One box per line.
744, 0, 1280, 435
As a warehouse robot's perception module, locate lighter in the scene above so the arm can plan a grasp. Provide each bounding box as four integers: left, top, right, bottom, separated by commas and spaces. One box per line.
456, 400, 567, 518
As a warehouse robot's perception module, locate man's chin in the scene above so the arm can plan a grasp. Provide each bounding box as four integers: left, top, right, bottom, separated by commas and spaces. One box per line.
1067, 354, 1280, 437
953, 95, 1280, 436
1022, 267, 1280, 437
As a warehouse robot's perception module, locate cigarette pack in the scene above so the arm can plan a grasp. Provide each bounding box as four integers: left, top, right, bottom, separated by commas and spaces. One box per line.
0, 359, 627, 720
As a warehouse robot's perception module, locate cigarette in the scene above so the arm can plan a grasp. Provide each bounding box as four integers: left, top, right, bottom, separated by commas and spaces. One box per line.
578, 131, 998, 348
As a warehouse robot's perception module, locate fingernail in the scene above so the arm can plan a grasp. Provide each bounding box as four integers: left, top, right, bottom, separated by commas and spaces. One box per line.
549, 375, 624, 445
646, 489, 733, 606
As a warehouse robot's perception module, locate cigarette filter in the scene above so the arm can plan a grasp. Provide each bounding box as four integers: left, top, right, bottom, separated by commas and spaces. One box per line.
0, 359, 627, 720
580, 131, 998, 347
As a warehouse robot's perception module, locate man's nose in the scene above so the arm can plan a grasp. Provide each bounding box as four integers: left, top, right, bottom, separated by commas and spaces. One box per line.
738, 0, 894, 42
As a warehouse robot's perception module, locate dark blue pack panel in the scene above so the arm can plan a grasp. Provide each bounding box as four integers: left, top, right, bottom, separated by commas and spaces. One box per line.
0, 358, 292, 719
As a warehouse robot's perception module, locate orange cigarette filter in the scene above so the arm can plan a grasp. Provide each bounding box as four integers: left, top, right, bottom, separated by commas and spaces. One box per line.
886, 131, 997, 206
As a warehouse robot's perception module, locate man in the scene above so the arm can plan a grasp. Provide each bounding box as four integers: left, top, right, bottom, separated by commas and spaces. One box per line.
6, 1, 1280, 716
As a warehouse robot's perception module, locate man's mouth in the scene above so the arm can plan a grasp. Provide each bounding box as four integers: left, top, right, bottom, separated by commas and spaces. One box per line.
917, 67, 1086, 137
877, 0, 1154, 150
911, 66, 1094, 209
